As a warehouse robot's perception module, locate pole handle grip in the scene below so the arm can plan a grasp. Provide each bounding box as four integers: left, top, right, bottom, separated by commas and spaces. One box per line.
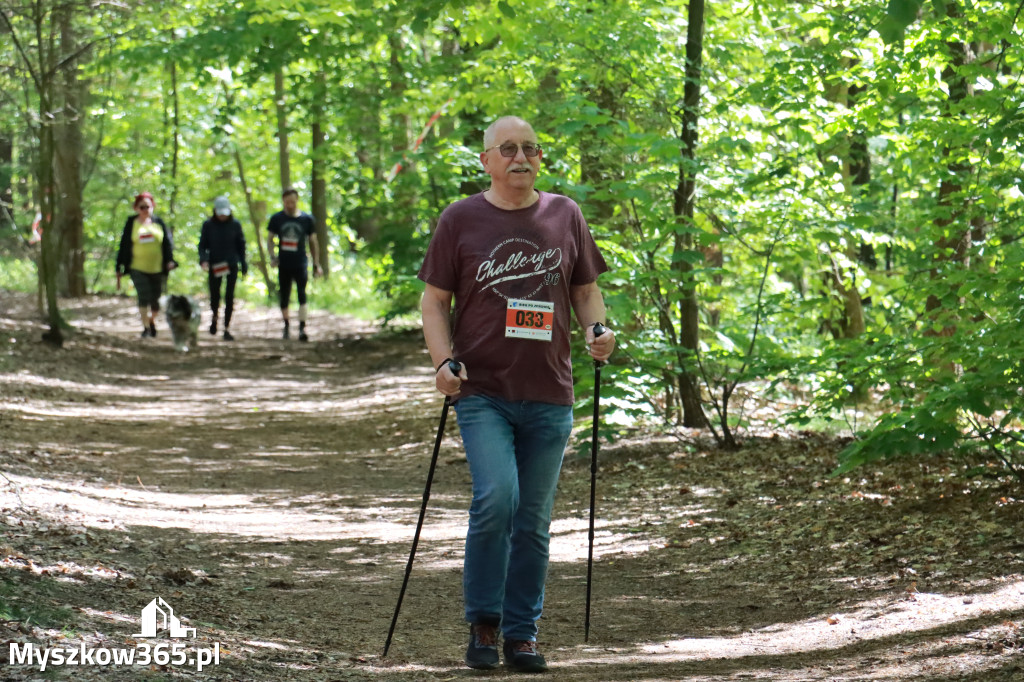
448, 359, 462, 375
591, 323, 607, 368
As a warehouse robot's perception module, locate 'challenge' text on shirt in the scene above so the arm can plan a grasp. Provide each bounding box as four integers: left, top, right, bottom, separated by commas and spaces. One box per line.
476, 247, 563, 287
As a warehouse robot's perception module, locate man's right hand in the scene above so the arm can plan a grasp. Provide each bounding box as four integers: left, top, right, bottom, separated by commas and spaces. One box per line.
436, 362, 469, 397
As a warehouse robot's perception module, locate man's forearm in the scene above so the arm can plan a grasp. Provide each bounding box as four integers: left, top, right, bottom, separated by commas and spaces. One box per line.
570, 282, 607, 329
421, 292, 454, 368
310, 235, 320, 264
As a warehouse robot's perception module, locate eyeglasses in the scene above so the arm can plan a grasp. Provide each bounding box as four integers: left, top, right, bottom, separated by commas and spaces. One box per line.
137, 204, 152, 210
484, 142, 542, 158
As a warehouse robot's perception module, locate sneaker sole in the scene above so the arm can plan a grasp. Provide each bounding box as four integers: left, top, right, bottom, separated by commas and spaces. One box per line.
506, 661, 548, 673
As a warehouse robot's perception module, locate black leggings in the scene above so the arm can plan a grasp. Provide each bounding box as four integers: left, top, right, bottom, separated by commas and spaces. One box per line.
278, 265, 308, 309
208, 270, 238, 326
130, 270, 164, 311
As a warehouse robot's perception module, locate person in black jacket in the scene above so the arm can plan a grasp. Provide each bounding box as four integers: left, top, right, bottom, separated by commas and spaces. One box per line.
198, 196, 247, 341
115, 192, 177, 338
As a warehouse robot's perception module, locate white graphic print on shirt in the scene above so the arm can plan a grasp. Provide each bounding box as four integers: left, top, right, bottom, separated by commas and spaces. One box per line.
279, 221, 304, 252
472, 236, 563, 341
475, 236, 562, 300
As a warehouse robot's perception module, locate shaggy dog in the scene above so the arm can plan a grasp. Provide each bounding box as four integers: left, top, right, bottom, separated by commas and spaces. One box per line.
165, 294, 201, 352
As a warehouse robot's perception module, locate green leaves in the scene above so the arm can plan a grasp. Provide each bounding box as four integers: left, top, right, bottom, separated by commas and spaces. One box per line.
879, 0, 923, 44
3, 0, 1023, 485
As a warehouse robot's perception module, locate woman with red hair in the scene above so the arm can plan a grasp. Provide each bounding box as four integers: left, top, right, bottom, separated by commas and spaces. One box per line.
115, 192, 177, 338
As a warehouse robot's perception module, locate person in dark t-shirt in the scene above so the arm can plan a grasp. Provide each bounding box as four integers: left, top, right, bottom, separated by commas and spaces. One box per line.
418, 116, 616, 673
266, 188, 322, 341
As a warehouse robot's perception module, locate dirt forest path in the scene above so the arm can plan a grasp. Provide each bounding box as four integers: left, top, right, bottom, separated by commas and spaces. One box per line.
1, 292, 1023, 681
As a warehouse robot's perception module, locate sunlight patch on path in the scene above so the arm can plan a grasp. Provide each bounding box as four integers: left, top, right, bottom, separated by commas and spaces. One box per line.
1, 474, 468, 544
550, 516, 666, 563
566, 580, 1023, 680
0, 378, 425, 421
2, 474, 663, 565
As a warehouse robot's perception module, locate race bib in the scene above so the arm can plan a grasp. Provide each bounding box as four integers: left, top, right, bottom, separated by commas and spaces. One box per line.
281, 237, 299, 252
505, 299, 554, 341
138, 232, 155, 244
212, 261, 230, 278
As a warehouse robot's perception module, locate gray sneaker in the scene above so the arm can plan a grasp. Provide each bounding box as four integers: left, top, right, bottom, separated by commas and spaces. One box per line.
465, 622, 500, 670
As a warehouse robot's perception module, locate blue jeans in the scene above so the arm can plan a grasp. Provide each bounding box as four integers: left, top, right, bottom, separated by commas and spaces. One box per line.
454, 394, 574, 641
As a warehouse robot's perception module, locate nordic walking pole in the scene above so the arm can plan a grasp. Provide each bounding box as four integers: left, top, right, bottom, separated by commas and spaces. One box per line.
584, 323, 607, 643
383, 359, 462, 658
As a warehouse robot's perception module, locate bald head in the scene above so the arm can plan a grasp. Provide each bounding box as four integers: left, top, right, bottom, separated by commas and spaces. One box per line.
483, 116, 535, 149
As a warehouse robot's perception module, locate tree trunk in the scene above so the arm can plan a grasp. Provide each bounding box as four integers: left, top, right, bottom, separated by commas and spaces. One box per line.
672, 0, 708, 429
823, 260, 866, 339
274, 67, 291, 192
389, 36, 409, 159
0, 135, 13, 232
232, 147, 274, 297
22, 3, 63, 343
38, 84, 63, 344
820, 81, 868, 342
54, 6, 86, 297
311, 69, 329, 276
166, 34, 181, 224
352, 94, 383, 242
0, 17, 9, 232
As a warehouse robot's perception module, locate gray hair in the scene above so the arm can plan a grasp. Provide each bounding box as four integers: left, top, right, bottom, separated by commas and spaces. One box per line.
483, 116, 535, 149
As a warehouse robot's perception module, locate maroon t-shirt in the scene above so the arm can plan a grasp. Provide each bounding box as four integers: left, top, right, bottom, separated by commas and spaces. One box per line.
418, 191, 608, 405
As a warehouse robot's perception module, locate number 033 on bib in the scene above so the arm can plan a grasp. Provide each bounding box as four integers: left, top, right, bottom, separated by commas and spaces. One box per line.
505, 299, 555, 341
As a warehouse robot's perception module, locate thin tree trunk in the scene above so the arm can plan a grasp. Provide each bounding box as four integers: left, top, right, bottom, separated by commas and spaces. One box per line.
353, 93, 383, 242
232, 146, 274, 297
0, 135, 14, 232
220, 79, 274, 297
311, 69, 328, 276
275, 68, 291, 192
388, 33, 413, 219
166, 31, 180, 225
672, 0, 708, 429
0, 135, 12, 231
0, 17, 10, 232
818, 80, 868, 342
55, 5, 86, 297
38, 67, 62, 343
